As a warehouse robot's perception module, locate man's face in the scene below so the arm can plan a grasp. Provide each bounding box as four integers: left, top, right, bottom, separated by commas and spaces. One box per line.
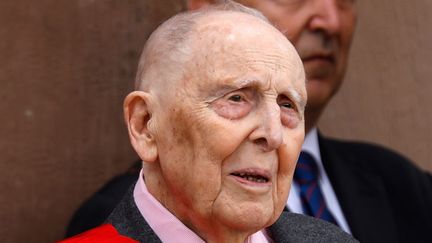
150, 14, 306, 235
235, 0, 357, 114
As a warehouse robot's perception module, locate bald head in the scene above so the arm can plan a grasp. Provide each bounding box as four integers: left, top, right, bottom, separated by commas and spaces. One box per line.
134, 1, 270, 91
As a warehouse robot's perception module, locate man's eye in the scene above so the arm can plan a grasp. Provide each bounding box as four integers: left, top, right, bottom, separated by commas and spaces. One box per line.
280, 102, 294, 110
279, 102, 295, 109
277, 95, 296, 110
228, 94, 243, 102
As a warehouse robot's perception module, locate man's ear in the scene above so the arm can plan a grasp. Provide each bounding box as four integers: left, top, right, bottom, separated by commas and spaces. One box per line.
123, 91, 158, 163
186, 0, 215, 11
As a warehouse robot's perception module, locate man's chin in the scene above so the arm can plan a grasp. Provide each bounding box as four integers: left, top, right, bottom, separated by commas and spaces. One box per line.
213, 199, 275, 231
305, 81, 336, 109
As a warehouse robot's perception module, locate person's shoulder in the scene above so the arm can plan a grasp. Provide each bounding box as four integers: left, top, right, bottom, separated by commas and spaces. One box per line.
321, 135, 416, 171
65, 161, 141, 237
269, 212, 359, 243
321, 135, 432, 195
323, 136, 405, 158
58, 224, 138, 243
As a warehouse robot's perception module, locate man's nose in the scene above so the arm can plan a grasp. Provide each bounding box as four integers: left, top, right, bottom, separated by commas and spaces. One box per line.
249, 103, 283, 152
308, 0, 342, 35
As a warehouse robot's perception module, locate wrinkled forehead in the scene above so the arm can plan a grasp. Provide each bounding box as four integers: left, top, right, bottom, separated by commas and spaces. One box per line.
186, 12, 305, 90
193, 11, 287, 50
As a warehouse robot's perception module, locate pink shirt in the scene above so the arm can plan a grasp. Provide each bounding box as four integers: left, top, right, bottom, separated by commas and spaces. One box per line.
133, 169, 272, 243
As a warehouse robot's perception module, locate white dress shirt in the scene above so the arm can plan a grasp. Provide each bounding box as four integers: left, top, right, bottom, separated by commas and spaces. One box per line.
287, 128, 352, 234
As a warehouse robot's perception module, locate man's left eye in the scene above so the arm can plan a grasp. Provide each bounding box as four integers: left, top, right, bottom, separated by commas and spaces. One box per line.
280, 102, 294, 109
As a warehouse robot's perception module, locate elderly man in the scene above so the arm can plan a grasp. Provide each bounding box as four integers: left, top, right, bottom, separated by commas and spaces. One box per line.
67, 0, 432, 242
62, 3, 356, 243
183, 1, 432, 243
184, 0, 432, 242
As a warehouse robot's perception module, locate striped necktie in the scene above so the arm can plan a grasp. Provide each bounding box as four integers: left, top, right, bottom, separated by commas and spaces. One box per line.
293, 151, 338, 225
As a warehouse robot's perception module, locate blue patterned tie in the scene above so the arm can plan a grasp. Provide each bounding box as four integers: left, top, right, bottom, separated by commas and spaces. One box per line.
294, 151, 338, 225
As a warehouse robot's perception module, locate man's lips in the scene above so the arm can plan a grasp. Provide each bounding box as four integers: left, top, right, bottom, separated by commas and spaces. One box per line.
230, 168, 272, 186
302, 53, 335, 64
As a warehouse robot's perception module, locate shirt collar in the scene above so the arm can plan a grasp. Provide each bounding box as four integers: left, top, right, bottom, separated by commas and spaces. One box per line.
302, 127, 322, 166
133, 169, 271, 243
302, 127, 327, 180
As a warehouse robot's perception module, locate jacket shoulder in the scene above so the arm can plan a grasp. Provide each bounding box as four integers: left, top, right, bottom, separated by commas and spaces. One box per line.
66, 162, 140, 236
269, 212, 359, 243
58, 224, 138, 242
320, 136, 420, 173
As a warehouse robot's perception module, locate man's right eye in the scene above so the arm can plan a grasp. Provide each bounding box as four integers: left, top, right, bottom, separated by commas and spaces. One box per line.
228, 94, 243, 102
210, 90, 254, 120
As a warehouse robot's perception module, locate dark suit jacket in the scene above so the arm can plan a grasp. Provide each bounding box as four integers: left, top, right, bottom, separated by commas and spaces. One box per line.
66, 162, 141, 237
318, 135, 432, 242
102, 185, 356, 243
66, 134, 432, 242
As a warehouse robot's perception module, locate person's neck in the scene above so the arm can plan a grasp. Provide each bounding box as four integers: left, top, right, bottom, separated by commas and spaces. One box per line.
163, 191, 255, 243
190, 223, 252, 243
204, 232, 250, 243
305, 107, 323, 134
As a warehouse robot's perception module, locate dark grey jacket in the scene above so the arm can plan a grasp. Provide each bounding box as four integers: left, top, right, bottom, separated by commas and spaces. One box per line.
106, 186, 358, 243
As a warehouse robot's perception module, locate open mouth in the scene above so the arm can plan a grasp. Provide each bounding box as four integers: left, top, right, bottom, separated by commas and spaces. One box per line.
231, 172, 269, 183
230, 169, 271, 184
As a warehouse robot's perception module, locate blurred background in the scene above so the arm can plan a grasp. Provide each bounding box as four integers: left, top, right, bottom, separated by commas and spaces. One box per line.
0, 0, 431, 242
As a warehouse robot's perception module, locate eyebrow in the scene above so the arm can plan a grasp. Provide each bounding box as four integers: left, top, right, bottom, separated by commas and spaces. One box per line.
230, 77, 261, 89
209, 77, 306, 109
286, 88, 306, 111
208, 78, 260, 98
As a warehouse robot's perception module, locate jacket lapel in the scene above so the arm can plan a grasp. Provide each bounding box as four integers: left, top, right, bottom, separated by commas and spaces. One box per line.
106, 186, 162, 243
318, 134, 397, 243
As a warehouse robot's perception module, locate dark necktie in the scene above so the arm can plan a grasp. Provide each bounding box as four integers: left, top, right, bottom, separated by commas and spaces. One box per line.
293, 151, 338, 225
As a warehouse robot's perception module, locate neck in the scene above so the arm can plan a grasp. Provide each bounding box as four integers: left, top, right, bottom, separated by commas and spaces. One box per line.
191, 221, 252, 243
143, 163, 255, 243
305, 106, 324, 134
204, 230, 251, 243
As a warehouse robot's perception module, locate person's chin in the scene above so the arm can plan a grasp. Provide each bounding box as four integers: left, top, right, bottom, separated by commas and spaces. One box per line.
223, 208, 272, 232
208, 175, 278, 230
212, 194, 275, 231
306, 80, 335, 107
305, 65, 341, 104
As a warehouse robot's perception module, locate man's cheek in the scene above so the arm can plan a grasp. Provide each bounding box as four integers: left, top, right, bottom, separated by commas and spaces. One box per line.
200, 122, 249, 159
188, 163, 224, 212
275, 140, 297, 196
